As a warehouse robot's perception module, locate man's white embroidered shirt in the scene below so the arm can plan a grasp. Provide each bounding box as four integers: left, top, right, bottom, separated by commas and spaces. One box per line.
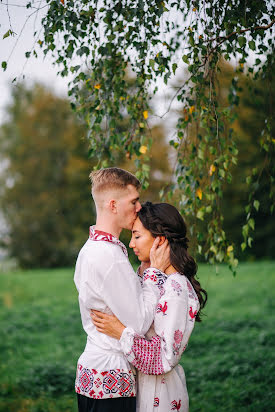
74, 227, 160, 399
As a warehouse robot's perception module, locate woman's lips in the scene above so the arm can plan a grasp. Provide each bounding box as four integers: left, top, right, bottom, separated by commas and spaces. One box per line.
134, 251, 139, 255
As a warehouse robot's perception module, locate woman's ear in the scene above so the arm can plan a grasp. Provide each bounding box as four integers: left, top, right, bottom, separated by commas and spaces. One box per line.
158, 236, 166, 246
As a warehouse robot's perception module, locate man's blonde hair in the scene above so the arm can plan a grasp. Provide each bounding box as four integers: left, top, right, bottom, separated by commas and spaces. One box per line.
89, 167, 141, 196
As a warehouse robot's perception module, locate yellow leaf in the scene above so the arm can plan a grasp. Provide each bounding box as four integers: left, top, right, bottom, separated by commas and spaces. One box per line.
139, 145, 147, 154
189, 105, 195, 114
209, 164, 216, 176
193, 7, 197, 11
199, 35, 203, 39
188, 27, 192, 32
227, 245, 233, 255
196, 188, 202, 200
94, 83, 101, 90
143, 110, 148, 119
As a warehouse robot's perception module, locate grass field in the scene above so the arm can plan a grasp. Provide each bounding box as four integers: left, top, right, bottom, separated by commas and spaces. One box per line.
0, 261, 274, 412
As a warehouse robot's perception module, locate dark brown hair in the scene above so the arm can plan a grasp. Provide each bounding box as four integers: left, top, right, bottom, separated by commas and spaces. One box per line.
138, 202, 207, 321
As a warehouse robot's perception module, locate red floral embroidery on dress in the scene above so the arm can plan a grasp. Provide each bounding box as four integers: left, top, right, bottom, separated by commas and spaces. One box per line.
186, 278, 198, 300
89, 226, 128, 257
75, 364, 135, 399
171, 399, 182, 410
172, 330, 183, 356
156, 301, 168, 315
143, 268, 167, 289
171, 279, 183, 295
129, 335, 164, 375
154, 397, 160, 407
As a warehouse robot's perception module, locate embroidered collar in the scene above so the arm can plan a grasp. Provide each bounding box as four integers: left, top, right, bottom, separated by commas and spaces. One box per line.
89, 226, 128, 257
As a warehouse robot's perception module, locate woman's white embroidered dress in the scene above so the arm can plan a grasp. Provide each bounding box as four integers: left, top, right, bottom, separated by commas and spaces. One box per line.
120, 268, 200, 412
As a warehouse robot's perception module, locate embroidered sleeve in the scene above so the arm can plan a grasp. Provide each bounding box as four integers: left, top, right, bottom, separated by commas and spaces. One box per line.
120, 327, 164, 375
120, 277, 199, 375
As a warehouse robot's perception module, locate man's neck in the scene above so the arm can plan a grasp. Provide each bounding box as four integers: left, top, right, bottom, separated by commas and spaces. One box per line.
94, 216, 121, 239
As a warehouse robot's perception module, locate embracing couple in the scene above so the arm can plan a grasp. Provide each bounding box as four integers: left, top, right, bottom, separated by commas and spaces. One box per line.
74, 167, 207, 412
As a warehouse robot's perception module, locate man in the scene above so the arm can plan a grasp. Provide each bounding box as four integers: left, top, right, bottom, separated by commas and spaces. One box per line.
74, 167, 169, 412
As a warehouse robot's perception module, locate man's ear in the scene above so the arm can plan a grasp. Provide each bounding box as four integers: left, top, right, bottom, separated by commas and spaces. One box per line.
109, 199, 117, 214
158, 236, 166, 246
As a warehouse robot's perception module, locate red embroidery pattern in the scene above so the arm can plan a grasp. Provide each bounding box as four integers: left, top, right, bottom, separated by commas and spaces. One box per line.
143, 268, 167, 289
89, 226, 128, 257
189, 306, 197, 320
172, 329, 183, 356
130, 335, 164, 375
186, 278, 198, 300
156, 301, 168, 315
171, 279, 183, 296
75, 364, 135, 399
154, 397, 160, 407
171, 399, 182, 410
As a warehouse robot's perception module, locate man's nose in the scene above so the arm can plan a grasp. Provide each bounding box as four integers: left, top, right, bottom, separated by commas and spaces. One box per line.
136, 201, 142, 212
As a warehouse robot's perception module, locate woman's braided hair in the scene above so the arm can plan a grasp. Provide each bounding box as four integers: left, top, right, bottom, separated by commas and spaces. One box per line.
138, 202, 207, 321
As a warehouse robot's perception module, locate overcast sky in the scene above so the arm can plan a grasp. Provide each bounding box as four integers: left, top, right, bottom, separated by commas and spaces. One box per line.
0, 2, 71, 123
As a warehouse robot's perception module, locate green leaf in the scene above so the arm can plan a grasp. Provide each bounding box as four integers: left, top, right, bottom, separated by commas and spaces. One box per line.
253, 200, 260, 211
248, 218, 255, 230
1, 61, 7, 71
172, 63, 177, 75
248, 40, 256, 51
3, 29, 12, 39
241, 242, 246, 251
149, 59, 155, 69
238, 36, 246, 47
25, 52, 31, 58
182, 55, 189, 64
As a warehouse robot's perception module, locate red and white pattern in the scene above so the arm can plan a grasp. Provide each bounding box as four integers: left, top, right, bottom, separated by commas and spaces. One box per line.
189, 306, 197, 321
89, 226, 128, 257
154, 397, 160, 407
171, 399, 182, 410
186, 278, 198, 300
171, 279, 183, 296
75, 364, 135, 399
129, 335, 164, 375
156, 301, 168, 315
172, 330, 184, 356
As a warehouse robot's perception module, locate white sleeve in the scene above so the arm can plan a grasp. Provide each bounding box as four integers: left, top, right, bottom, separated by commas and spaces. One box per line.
101, 265, 162, 336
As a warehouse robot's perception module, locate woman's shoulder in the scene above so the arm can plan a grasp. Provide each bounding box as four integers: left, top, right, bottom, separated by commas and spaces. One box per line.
165, 273, 198, 301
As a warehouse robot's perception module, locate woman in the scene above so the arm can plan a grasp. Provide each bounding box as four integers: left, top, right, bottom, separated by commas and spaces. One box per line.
91, 202, 207, 412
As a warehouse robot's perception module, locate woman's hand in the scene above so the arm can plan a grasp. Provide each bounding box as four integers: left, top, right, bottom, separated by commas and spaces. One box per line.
150, 237, 170, 272
90, 310, 126, 340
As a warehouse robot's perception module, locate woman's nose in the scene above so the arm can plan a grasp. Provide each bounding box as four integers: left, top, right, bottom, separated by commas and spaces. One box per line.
129, 237, 135, 248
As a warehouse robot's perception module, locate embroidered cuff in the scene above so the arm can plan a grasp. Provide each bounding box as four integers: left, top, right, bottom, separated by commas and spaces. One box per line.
120, 327, 140, 363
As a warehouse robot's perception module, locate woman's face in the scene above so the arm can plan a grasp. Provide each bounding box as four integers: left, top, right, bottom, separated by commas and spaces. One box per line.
129, 217, 155, 262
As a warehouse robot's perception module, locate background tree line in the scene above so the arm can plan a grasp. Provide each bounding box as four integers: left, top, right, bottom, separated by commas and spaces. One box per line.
0, 61, 273, 268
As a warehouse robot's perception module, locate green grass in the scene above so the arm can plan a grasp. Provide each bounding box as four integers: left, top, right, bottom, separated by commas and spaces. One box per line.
0, 262, 274, 412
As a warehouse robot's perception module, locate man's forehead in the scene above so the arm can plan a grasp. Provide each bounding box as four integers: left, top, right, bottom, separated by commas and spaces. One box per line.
125, 184, 140, 198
